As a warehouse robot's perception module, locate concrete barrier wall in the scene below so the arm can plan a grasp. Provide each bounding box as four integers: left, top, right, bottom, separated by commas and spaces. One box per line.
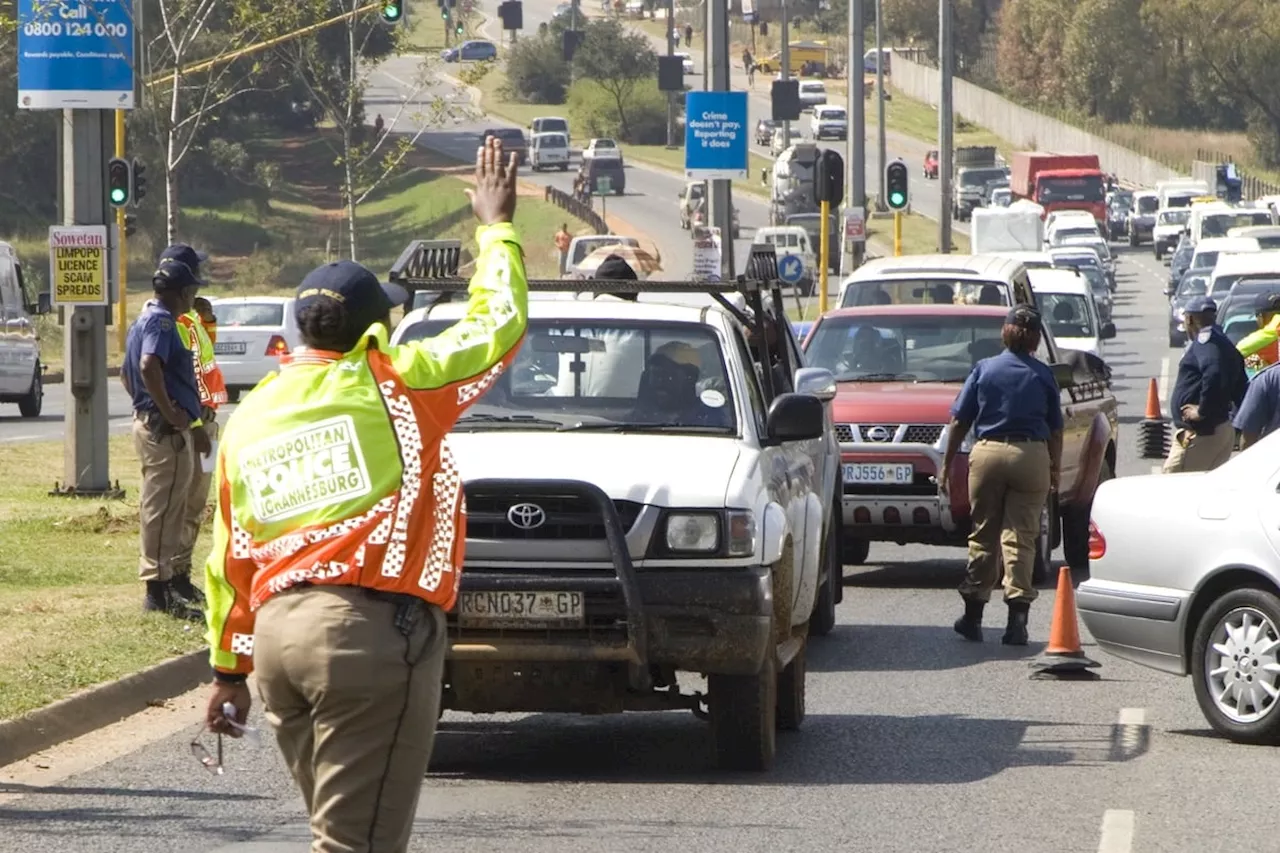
891, 55, 1183, 188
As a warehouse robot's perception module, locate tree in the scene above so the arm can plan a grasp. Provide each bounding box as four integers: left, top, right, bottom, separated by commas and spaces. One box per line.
0, 6, 59, 230
143, 0, 329, 243
993, 0, 1071, 106
285, 0, 452, 260
572, 18, 657, 141
505, 30, 571, 103
1061, 0, 1146, 122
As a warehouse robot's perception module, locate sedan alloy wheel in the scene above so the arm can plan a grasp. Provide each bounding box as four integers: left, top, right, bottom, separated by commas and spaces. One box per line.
1192, 588, 1280, 744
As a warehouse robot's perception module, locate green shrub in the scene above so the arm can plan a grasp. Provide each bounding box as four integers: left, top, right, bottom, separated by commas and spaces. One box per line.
567, 79, 670, 145
504, 34, 572, 104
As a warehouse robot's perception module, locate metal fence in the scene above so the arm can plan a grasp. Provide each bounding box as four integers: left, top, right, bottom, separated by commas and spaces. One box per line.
544, 186, 610, 234
1195, 151, 1280, 200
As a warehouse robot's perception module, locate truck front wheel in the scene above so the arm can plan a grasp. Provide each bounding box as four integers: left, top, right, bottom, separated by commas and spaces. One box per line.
709, 642, 777, 771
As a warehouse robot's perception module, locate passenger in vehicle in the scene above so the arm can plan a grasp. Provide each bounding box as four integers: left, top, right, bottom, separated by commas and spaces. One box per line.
978, 285, 1004, 306
629, 342, 731, 427
930, 283, 955, 304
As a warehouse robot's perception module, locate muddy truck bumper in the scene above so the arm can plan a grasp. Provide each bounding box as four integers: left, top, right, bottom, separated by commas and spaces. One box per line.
444, 479, 772, 680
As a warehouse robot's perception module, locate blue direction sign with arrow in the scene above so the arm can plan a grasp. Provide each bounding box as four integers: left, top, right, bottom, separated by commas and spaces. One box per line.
17, 0, 135, 110
778, 254, 805, 285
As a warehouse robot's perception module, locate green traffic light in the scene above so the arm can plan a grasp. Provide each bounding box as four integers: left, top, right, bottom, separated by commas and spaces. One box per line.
110, 188, 127, 204
889, 192, 904, 207
383, 3, 402, 19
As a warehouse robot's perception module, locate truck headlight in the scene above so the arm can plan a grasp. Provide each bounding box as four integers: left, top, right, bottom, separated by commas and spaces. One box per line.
665, 513, 720, 553
726, 510, 756, 557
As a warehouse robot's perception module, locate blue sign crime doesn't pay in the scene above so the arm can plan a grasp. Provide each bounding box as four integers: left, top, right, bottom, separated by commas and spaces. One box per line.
684, 91, 748, 180
17, 0, 135, 110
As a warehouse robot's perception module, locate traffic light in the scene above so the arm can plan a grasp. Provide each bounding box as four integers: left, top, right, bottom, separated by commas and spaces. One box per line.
455, 19, 464, 35
123, 214, 137, 237
771, 79, 800, 121
380, 0, 404, 24
814, 149, 844, 205
498, 0, 522, 30
657, 55, 683, 92
885, 159, 910, 210
107, 157, 131, 208
130, 158, 147, 207
562, 28, 583, 61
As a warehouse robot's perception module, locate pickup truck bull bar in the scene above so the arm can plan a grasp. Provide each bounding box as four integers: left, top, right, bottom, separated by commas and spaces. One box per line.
456, 480, 646, 675
839, 440, 959, 533
388, 239, 797, 400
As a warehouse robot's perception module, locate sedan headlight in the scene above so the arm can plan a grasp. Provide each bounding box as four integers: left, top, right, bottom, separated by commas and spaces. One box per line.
665, 513, 720, 553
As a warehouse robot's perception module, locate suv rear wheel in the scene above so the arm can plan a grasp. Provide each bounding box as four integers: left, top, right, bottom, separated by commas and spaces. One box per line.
18, 365, 42, 418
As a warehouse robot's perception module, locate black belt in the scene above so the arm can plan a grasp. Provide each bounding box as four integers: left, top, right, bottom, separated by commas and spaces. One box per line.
135, 409, 183, 436
978, 435, 1045, 444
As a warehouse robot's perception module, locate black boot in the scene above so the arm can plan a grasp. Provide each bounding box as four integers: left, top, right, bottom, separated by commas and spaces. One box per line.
953, 597, 985, 642
143, 580, 170, 613
170, 572, 207, 607
1002, 600, 1030, 646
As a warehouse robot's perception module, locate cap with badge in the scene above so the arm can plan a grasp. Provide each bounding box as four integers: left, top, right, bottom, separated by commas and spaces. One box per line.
294, 259, 409, 339
158, 244, 208, 284
1254, 292, 1280, 315
152, 258, 202, 291
1185, 296, 1218, 315
1004, 305, 1043, 333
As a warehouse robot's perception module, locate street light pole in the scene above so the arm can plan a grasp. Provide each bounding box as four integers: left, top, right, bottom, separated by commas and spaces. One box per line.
707, 0, 734, 279
938, 0, 954, 253
845, 0, 865, 275
780, 0, 790, 145
875, 0, 886, 210
666, 0, 677, 147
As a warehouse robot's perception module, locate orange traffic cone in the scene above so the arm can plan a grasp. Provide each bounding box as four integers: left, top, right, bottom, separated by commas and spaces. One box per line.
1030, 566, 1101, 679
1144, 377, 1161, 420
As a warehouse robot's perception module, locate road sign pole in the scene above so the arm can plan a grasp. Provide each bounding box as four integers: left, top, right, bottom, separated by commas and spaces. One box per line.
706, 0, 734, 280
894, 210, 902, 256
938, 0, 954, 253
61, 108, 113, 495
819, 200, 830, 314
115, 109, 127, 355
844, 0, 866, 276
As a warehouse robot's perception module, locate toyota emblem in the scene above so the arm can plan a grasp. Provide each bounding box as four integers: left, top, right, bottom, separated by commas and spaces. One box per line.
506, 503, 547, 530
865, 425, 892, 442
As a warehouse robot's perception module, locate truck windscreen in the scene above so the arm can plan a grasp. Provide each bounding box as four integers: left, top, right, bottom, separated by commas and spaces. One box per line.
1037, 175, 1105, 204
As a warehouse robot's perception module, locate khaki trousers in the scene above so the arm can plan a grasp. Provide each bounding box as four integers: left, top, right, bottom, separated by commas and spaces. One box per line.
1162, 424, 1236, 474
254, 586, 447, 853
958, 439, 1051, 603
133, 417, 195, 582
173, 418, 219, 576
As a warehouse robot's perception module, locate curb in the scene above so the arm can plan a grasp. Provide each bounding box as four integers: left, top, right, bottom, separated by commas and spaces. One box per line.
0, 649, 209, 769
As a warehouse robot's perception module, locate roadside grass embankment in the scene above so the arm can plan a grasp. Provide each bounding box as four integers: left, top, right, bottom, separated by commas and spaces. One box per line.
10, 130, 580, 378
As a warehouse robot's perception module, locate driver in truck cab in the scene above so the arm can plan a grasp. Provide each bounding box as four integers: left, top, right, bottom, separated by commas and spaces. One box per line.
629, 342, 732, 428
200, 136, 528, 853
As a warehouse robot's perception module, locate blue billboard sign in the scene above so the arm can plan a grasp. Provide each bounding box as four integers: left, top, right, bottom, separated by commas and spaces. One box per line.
684, 91, 748, 180
17, 0, 136, 110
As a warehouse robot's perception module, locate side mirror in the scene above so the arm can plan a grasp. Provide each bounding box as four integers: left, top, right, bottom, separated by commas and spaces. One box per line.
34, 292, 51, 315
765, 392, 825, 443
1050, 362, 1076, 388
794, 366, 836, 401
1100, 322, 1116, 340
1163, 286, 1175, 296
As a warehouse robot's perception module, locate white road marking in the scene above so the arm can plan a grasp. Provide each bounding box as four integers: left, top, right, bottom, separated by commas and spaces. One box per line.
1150, 464, 1162, 475
1096, 809, 1136, 853
1158, 356, 1171, 407
1117, 707, 1145, 726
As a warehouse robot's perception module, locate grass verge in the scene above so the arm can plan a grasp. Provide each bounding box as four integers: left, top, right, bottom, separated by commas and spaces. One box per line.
0, 437, 208, 721
13, 131, 581, 376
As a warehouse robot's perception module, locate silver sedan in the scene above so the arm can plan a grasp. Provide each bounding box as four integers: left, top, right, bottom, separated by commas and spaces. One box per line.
1079, 434, 1280, 744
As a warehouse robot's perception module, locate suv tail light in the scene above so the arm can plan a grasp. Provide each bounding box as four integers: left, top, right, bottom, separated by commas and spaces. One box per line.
265, 335, 289, 356
1087, 520, 1105, 560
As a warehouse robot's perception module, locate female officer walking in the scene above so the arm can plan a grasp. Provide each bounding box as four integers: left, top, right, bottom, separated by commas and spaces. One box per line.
938, 306, 1064, 645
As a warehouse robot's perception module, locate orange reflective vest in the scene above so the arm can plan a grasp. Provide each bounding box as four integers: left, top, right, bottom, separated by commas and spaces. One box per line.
177, 311, 228, 408
204, 223, 529, 676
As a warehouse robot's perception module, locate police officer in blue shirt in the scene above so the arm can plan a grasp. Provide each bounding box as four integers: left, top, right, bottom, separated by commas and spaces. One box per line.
1164, 296, 1247, 473
1232, 362, 1280, 450
940, 306, 1063, 645
120, 259, 212, 619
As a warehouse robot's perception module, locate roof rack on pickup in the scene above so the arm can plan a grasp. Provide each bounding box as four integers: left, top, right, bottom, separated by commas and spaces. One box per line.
388, 239, 798, 399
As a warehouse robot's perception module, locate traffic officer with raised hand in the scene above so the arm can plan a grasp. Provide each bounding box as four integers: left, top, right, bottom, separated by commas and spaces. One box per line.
120, 258, 212, 619
203, 135, 528, 853
940, 306, 1063, 646
1164, 296, 1248, 473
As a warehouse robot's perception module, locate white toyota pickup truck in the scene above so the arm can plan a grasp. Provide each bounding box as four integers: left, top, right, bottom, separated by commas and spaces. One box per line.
389, 276, 842, 771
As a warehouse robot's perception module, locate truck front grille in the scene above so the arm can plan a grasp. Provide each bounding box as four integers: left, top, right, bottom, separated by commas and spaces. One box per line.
465, 490, 643, 541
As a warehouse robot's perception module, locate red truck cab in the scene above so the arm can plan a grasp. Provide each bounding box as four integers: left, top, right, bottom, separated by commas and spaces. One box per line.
801, 304, 1119, 583
1011, 152, 1107, 234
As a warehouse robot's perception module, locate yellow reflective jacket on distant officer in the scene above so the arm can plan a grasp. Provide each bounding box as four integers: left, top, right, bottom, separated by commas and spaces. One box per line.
203, 223, 529, 676
1239, 314, 1280, 379
176, 310, 228, 408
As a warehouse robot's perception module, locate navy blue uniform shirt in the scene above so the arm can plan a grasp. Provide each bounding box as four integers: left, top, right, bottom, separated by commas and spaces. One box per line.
122, 300, 201, 421
951, 350, 1064, 440
1232, 362, 1280, 439
1171, 324, 1247, 433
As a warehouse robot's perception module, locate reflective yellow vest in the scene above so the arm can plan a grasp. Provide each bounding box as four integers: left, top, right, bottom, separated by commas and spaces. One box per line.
176, 311, 228, 407
1238, 315, 1280, 379
204, 223, 528, 676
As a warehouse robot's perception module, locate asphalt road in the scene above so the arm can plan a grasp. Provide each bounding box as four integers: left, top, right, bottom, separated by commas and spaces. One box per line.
1, 15, 1268, 853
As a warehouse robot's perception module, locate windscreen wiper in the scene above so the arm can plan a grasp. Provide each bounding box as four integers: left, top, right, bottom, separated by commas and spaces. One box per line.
558, 421, 730, 433
850, 373, 918, 382
455, 414, 565, 428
